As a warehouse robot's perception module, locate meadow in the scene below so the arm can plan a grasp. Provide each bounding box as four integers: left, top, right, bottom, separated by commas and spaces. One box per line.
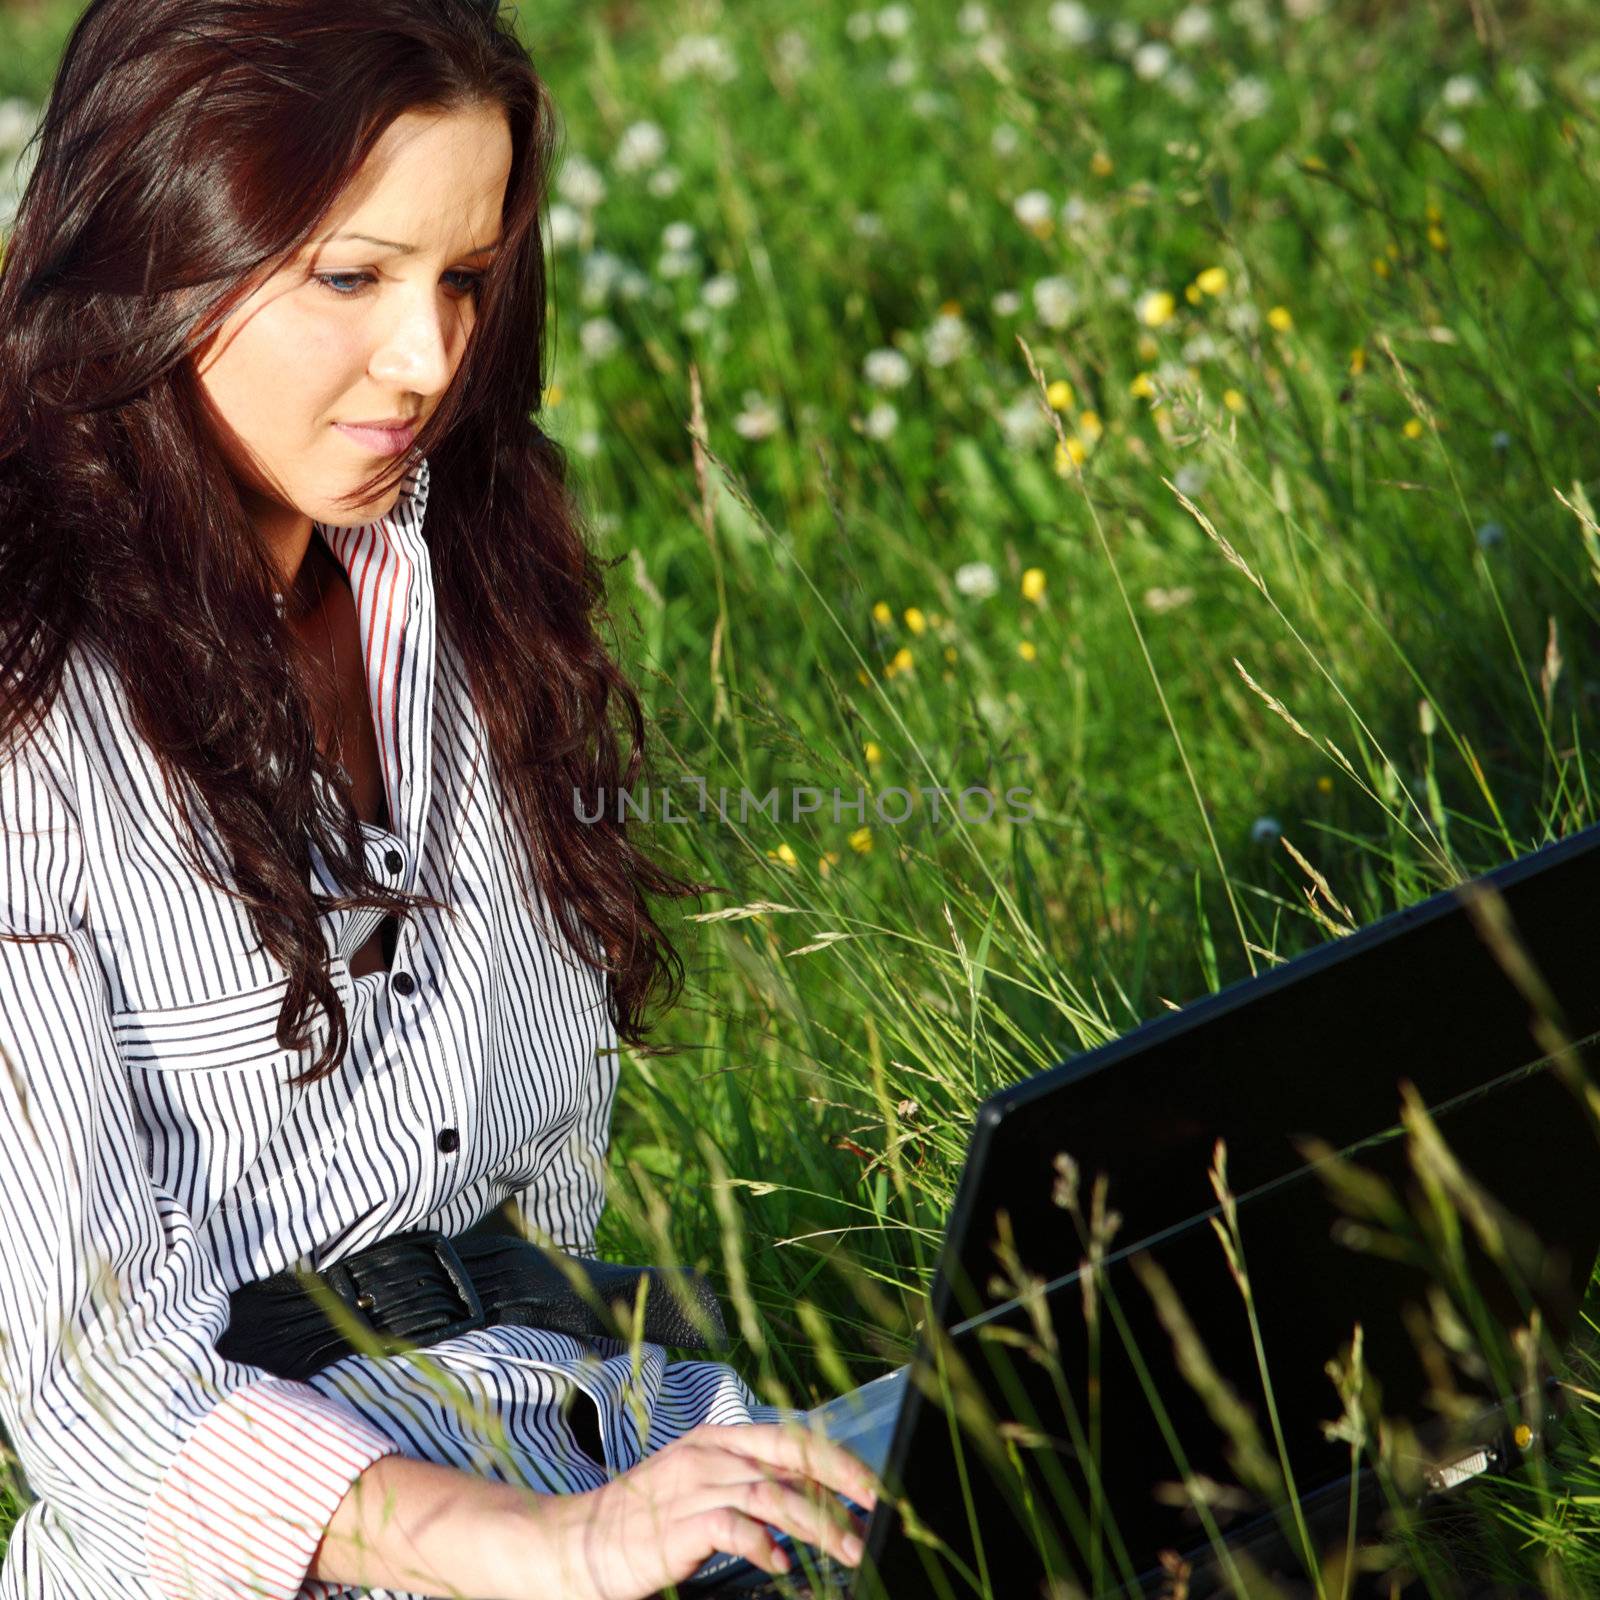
7, 0, 1600, 1591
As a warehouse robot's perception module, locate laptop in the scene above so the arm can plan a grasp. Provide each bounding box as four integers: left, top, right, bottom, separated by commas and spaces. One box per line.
675, 823, 1600, 1599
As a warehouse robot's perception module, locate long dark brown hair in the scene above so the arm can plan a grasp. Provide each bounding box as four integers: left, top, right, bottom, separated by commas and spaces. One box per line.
0, 0, 714, 1085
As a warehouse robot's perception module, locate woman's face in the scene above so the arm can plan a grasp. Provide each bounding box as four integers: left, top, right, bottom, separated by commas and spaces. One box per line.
193, 102, 512, 561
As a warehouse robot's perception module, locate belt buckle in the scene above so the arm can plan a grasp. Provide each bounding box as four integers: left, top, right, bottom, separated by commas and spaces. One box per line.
332, 1229, 487, 1349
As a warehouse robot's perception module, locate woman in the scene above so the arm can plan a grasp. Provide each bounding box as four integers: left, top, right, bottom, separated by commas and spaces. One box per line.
0, 2, 876, 1597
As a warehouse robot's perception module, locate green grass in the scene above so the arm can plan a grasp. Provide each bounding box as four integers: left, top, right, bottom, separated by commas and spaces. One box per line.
8, 0, 1600, 1590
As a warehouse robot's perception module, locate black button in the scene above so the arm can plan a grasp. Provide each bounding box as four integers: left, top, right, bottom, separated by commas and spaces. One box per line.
436, 1127, 459, 1154
391, 971, 416, 996
383, 848, 404, 875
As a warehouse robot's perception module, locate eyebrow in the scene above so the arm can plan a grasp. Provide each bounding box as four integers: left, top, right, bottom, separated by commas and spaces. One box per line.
327, 232, 503, 255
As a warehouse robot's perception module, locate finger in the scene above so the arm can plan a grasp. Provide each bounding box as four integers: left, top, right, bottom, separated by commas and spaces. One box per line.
695, 1422, 882, 1510
679, 1505, 794, 1582
728, 1474, 869, 1570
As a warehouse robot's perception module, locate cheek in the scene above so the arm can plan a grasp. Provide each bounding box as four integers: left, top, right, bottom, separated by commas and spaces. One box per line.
204, 295, 362, 435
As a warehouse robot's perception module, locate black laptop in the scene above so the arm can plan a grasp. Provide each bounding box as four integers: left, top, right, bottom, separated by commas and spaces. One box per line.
676, 823, 1600, 1599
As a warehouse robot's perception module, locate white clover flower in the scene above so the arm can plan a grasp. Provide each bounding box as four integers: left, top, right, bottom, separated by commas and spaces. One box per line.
954, 560, 1001, 599
574, 428, 603, 459
864, 347, 914, 389
557, 154, 607, 210
647, 166, 683, 199
701, 272, 740, 309
733, 390, 782, 440
1168, 66, 1201, 103
657, 248, 700, 280
846, 10, 876, 41
1181, 332, 1220, 363
991, 289, 1022, 317
852, 211, 886, 239
1510, 67, 1543, 111
1155, 358, 1190, 387
1171, 5, 1215, 47
1032, 275, 1078, 328
991, 122, 1021, 157
1174, 463, 1210, 497
546, 202, 583, 250
1105, 272, 1132, 300
923, 312, 972, 368
1108, 20, 1140, 57
1436, 120, 1466, 152
1230, 0, 1277, 40
1329, 107, 1359, 137
1441, 73, 1482, 109
998, 396, 1051, 450
1013, 189, 1053, 228
578, 249, 626, 307
0, 98, 40, 153
661, 220, 697, 253
681, 305, 712, 336
911, 88, 948, 119
775, 30, 812, 74
973, 34, 1007, 71
1144, 585, 1196, 613
886, 54, 917, 87
876, 4, 913, 38
1060, 194, 1089, 227
579, 317, 622, 361
616, 267, 651, 303
614, 120, 668, 174
1133, 41, 1173, 81
861, 401, 901, 439
957, 3, 989, 34
1047, 2, 1095, 46
661, 34, 738, 84
1227, 75, 1271, 121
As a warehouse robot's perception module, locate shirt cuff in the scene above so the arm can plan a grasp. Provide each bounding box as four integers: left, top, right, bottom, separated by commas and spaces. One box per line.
144, 1374, 404, 1600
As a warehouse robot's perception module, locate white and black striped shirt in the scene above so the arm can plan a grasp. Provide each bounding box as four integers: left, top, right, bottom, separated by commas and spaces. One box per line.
0, 455, 777, 1600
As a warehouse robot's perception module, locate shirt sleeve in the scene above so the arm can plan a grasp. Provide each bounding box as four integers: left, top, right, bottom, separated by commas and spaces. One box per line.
0, 720, 406, 1600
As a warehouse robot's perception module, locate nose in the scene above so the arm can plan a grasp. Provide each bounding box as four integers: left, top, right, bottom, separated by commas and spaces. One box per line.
366, 284, 465, 400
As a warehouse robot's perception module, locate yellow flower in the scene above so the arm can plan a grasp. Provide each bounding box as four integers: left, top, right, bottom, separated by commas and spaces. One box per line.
1196, 266, 1228, 296
1018, 639, 1038, 662
1129, 370, 1156, 399
864, 741, 882, 767
1078, 410, 1103, 443
818, 851, 841, 877
1021, 567, 1047, 603
1090, 150, 1115, 177
1427, 224, 1449, 252
939, 298, 961, 317
944, 645, 958, 663
903, 606, 927, 635
1371, 256, 1391, 279
1046, 378, 1075, 411
1316, 775, 1334, 796
849, 826, 873, 854
1138, 290, 1177, 329
767, 842, 798, 867
891, 646, 914, 673
1184, 283, 1203, 306
1152, 405, 1171, 430
1424, 201, 1442, 224
872, 600, 893, 625
1386, 241, 1400, 259
1222, 388, 1246, 413
928, 611, 945, 626
542, 384, 564, 408
856, 668, 871, 687
1054, 437, 1087, 473
1137, 333, 1160, 364
1349, 346, 1366, 375
1266, 305, 1294, 333
1403, 417, 1425, 439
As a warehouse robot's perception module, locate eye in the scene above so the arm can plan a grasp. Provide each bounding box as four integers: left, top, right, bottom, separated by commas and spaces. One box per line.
313, 270, 486, 299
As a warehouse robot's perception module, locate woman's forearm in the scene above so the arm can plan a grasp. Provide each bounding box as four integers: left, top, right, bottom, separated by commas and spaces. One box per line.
307, 1452, 557, 1599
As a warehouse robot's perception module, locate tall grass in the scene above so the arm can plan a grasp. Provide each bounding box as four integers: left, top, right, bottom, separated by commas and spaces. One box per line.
6, 0, 1600, 1589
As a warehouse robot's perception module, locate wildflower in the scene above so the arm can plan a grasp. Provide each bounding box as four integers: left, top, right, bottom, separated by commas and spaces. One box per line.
1108, 19, 1139, 55
860, 401, 900, 440
1129, 371, 1156, 399
1476, 521, 1506, 549
1196, 266, 1228, 296
1316, 775, 1334, 795
578, 317, 622, 361
944, 646, 958, 663
1090, 150, 1115, 177
1047, 1, 1095, 45
885, 55, 917, 87
557, 154, 607, 210
957, 3, 990, 33
818, 850, 841, 877
1137, 290, 1177, 329
1250, 815, 1282, 846
1173, 463, 1208, 497
864, 347, 913, 390
1185, 283, 1203, 306
1018, 640, 1038, 661
991, 122, 1021, 157
1033, 275, 1079, 329
852, 211, 885, 239
846, 10, 876, 41
617, 267, 651, 303
1181, 332, 1220, 363
614, 120, 668, 174
1021, 567, 1047, 603
775, 30, 812, 75
1427, 224, 1449, 252
661, 33, 739, 84
1371, 256, 1391, 279
1144, 585, 1196, 613
701, 273, 740, 309
992, 289, 1022, 317
1441, 74, 1482, 109
546, 203, 583, 251
1266, 305, 1293, 333
1223, 389, 1246, 413
923, 312, 972, 368
1013, 189, 1054, 229
1168, 67, 1201, 104
574, 429, 602, 459
1133, 41, 1173, 81
872, 600, 894, 624
1225, 302, 1261, 335
1491, 429, 1512, 454
647, 167, 683, 199
1172, 5, 1216, 46
1403, 417, 1425, 439
733, 391, 782, 440
681, 306, 712, 336
1054, 436, 1088, 473
954, 561, 1000, 599
1349, 346, 1366, 375
1046, 379, 1075, 411
1227, 75, 1271, 121
657, 248, 699, 280
890, 646, 915, 674
876, 4, 913, 37
767, 842, 799, 867
864, 741, 883, 766
1510, 67, 1543, 112
1436, 121, 1465, 153
998, 395, 1052, 450
1060, 194, 1090, 228
849, 826, 874, 853
1078, 410, 1103, 443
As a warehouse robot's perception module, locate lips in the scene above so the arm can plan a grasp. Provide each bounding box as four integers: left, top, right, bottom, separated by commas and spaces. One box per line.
334, 420, 418, 455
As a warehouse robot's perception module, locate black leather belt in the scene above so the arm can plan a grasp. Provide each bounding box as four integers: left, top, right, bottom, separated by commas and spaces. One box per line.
217, 1199, 729, 1382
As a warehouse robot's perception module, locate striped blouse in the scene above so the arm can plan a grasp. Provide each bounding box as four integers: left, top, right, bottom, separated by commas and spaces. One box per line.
0, 455, 779, 1600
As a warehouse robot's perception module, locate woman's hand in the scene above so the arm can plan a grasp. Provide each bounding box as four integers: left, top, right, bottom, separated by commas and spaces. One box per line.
534, 1420, 882, 1600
